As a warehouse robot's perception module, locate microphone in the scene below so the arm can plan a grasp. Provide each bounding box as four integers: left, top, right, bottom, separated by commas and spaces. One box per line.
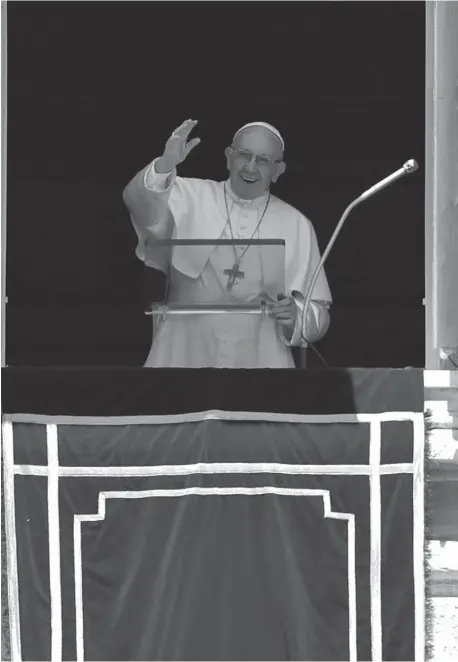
358, 159, 419, 202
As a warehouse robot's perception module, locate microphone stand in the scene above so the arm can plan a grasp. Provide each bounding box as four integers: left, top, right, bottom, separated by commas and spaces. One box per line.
291, 159, 419, 353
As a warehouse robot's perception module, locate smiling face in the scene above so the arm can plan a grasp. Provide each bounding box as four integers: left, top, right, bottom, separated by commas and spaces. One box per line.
225, 126, 286, 199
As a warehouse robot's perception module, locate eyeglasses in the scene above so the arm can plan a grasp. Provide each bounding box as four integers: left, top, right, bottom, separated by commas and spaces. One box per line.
229, 147, 282, 167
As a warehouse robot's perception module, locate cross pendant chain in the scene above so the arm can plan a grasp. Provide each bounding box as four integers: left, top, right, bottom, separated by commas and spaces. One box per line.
221, 183, 271, 293
223, 262, 245, 291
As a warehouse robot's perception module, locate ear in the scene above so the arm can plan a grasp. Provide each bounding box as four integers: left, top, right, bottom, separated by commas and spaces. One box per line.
224, 147, 232, 171
272, 160, 286, 183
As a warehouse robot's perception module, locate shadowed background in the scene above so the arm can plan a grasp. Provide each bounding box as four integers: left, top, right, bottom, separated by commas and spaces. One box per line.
5, 0, 425, 367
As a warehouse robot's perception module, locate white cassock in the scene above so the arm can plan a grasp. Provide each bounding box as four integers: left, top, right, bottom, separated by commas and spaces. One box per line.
123, 160, 332, 368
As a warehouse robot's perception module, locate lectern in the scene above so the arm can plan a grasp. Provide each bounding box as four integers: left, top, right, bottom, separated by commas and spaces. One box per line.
144, 237, 286, 317
140, 237, 310, 369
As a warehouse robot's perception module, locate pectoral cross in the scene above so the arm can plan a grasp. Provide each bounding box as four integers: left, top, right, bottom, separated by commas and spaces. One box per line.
223, 262, 245, 291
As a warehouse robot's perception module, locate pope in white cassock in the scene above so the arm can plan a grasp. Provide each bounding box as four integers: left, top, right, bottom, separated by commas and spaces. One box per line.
123, 119, 332, 368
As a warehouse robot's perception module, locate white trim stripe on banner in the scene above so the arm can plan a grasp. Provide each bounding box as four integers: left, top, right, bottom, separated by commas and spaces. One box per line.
369, 419, 382, 662
2, 422, 22, 662
3, 410, 425, 425
73, 507, 84, 662
47, 425, 63, 662
12, 462, 414, 477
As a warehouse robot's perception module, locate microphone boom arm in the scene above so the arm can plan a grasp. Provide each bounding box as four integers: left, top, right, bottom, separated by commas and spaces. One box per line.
296, 159, 419, 347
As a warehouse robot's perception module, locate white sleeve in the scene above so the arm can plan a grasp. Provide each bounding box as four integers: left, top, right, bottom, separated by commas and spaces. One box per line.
144, 158, 177, 192
277, 299, 331, 348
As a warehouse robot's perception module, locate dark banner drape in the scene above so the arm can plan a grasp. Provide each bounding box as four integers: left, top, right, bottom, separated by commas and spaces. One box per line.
2, 369, 425, 661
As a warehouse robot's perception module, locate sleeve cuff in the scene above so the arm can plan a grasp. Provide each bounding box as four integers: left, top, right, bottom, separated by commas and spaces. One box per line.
278, 300, 330, 348
144, 158, 176, 192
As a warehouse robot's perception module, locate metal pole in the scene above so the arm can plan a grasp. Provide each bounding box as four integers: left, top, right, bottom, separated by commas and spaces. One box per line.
424, 0, 458, 369
1, 2, 7, 367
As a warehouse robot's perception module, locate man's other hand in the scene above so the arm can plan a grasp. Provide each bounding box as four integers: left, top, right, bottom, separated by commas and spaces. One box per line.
271, 293, 297, 329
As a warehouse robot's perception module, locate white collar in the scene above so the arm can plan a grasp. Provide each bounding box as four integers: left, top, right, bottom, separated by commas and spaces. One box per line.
222, 179, 270, 209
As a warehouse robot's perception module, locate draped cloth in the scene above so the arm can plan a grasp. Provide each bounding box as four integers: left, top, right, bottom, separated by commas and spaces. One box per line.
2, 367, 425, 661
